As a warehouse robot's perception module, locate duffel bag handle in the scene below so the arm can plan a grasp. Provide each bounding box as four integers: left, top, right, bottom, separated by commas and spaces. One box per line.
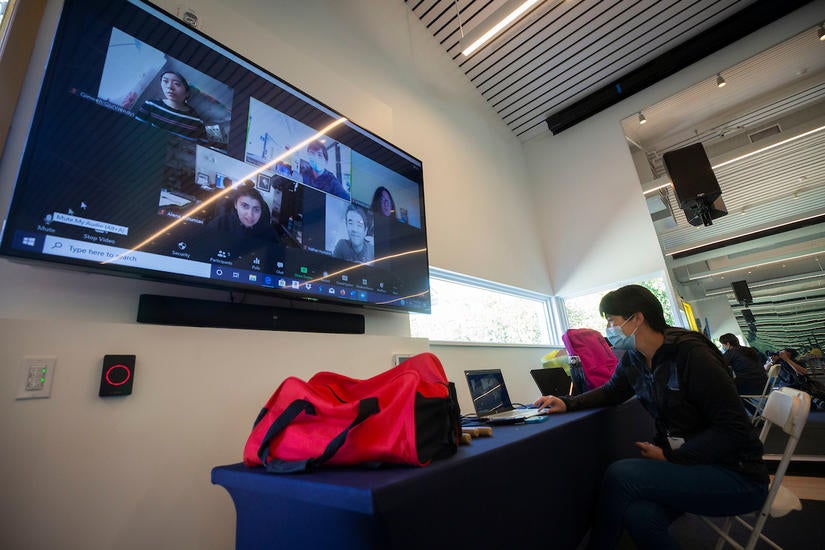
258, 397, 379, 473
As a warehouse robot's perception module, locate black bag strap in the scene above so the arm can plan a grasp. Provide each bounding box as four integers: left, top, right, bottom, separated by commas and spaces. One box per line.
258, 397, 380, 474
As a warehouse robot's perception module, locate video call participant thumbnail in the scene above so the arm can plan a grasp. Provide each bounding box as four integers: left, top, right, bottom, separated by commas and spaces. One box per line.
301, 140, 350, 200
135, 71, 208, 142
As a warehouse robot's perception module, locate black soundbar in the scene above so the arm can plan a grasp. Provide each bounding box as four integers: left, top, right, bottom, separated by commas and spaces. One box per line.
136, 294, 365, 334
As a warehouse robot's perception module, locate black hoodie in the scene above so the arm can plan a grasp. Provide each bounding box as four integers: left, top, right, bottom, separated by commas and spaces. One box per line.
561, 327, 768, 483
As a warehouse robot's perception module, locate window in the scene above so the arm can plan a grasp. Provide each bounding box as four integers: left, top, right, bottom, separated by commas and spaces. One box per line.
409, 268, 560, 345
563, 276, 676, 334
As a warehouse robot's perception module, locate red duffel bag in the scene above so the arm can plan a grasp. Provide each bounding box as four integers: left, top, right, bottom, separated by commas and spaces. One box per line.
243, 352, 461, 473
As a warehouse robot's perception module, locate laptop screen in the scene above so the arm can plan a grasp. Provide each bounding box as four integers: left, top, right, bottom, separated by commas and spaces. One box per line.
465, 369, 514, 416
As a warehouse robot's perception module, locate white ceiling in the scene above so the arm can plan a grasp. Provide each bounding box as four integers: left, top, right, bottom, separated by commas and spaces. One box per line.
406, 0, 825, 351
406, 0, 766, 140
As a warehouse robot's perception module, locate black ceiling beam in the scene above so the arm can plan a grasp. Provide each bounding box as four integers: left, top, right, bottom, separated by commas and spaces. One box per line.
545, 0, 814, 135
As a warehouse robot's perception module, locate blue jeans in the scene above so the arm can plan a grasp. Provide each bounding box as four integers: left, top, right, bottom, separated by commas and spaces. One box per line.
587, 459, 768, 550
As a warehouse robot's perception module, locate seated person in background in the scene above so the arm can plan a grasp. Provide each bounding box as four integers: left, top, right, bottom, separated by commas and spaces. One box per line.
301, 140, 349, 200
772, 348, 808, 389
773, 348, 825, 410
333, 204, 373, 263
135, 71, 207, 142
208, 181, 275, 241
534, 285, 767, 550
719, 333, 768, 395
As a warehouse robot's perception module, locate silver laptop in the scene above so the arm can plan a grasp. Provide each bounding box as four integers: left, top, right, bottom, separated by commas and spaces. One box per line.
464, 369, 541, 423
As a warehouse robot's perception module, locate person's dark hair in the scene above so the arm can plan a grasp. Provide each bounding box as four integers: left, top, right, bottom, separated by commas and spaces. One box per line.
306, 140, 328, 161
719, 333, 740, 347
782, 348, 799, 360
599, 284, 668, 333
370, 186, 395, 216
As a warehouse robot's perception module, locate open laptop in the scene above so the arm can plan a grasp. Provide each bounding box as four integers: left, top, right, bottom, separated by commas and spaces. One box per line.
464, 369, 541, 423
530, 368, 572, 397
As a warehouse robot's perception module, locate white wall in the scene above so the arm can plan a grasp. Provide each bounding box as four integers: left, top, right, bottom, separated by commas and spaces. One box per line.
0, 1, 552, 548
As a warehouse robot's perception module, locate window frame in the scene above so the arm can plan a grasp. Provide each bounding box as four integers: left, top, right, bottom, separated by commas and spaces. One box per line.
410, 267, 564, 347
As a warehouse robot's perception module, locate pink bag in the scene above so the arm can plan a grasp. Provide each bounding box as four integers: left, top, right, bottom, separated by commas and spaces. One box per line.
562, 328, 618, 390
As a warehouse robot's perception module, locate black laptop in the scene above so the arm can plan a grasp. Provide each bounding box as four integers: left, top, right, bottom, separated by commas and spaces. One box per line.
530, 368, 572, 397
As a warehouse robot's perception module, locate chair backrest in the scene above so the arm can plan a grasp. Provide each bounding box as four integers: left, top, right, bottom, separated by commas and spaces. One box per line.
759, 387, 810, 443
765, 363, 781, 387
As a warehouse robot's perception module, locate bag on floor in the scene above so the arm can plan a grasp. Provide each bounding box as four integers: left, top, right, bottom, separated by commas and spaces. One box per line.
243, 352, 461, 473
562, 328, 618, 391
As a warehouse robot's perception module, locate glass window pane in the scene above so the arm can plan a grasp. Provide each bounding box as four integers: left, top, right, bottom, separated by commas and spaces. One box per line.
410, 277, 552, 345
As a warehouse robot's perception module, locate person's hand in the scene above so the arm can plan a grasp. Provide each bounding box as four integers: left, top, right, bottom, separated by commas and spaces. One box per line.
533, 395, 566, 414
778, 350, 790, 361
635, 441, 665, 461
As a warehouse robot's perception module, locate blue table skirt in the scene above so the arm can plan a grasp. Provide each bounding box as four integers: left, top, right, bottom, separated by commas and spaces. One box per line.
213, 399, 653, 550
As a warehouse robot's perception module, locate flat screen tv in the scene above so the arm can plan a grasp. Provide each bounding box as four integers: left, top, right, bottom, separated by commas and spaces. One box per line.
0, 0, 430, 313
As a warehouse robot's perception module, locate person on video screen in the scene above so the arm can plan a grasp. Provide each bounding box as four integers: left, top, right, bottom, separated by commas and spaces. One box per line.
301, 140, 349, 200
333, 204, 373, 263
208, 181, 275, 241
135, 71, 207, 142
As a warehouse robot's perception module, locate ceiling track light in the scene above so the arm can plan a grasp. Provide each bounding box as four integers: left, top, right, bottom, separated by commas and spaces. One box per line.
638, 112, 647, 125
716, 73, 726, 88
460, 0, 541, 57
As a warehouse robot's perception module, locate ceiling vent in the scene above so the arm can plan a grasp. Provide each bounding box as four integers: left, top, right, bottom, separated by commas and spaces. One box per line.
748, 124, 781, 143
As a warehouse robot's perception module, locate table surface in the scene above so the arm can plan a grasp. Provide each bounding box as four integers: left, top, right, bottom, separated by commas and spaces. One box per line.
212, 399, 654, 550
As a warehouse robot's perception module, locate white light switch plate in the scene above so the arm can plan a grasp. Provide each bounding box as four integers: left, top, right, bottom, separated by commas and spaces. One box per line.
16, 356, 57, 399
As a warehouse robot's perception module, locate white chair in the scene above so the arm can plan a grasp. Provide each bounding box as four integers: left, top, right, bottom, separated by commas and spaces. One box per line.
741, 364, 781, 425
701, 387, 811, 550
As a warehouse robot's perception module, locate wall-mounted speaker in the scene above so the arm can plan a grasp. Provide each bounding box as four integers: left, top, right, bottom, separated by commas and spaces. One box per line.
732, 281, 753, 305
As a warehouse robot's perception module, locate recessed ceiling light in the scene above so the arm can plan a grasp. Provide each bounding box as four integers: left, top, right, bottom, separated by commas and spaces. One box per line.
638, 112, 646, 125
716, 74, 726, 88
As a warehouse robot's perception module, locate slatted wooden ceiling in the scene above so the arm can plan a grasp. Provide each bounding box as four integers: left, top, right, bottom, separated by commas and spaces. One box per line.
406, 0, 759, 140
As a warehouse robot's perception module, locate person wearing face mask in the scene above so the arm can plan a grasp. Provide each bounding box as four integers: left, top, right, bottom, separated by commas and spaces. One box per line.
534, 285, 767, 550
719, 333, 768, 395
301, 140, 350, 200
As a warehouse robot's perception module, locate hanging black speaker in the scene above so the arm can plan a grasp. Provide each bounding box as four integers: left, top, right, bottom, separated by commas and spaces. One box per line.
732, 281, 753, 305
662, 143, 727, 226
